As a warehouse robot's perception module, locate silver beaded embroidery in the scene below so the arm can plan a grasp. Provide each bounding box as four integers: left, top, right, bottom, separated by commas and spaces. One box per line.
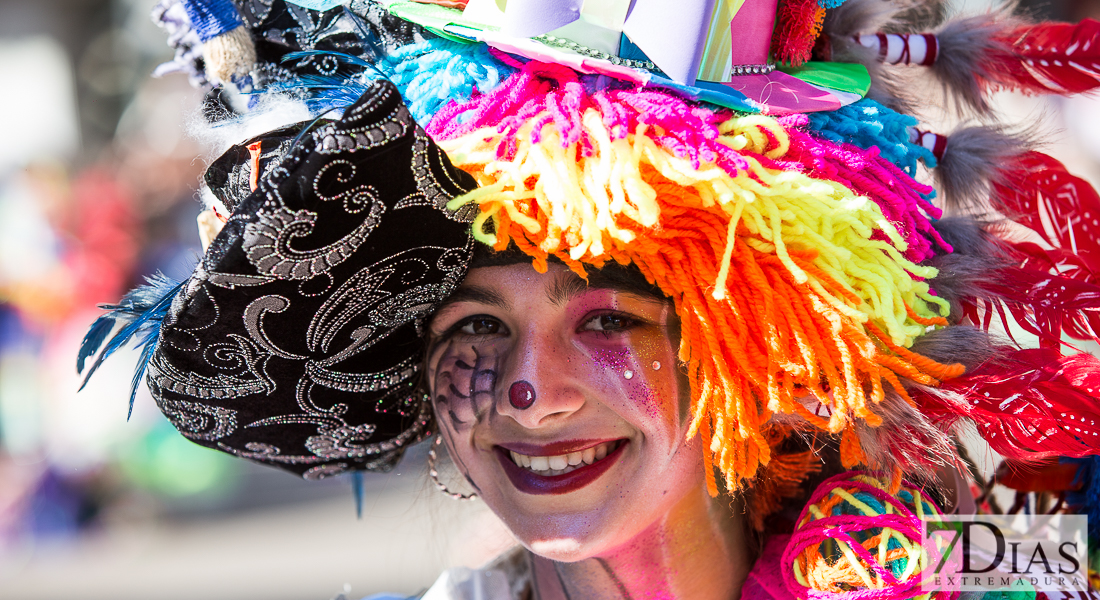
533, 34, 658, 71
730, 63, 776, 75
148, 351, 272, 399
158, 399, 239, 441
306, 357, 419, 393
242, 201, 386, 280
317, 104, 412, 154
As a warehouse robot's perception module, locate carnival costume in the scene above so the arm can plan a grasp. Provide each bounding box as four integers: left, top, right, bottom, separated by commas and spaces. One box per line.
80, 0, 1100, 597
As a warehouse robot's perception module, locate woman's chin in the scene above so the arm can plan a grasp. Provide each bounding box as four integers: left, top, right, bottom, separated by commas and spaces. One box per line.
506, 511, 635, 562
526, 537, 589, 562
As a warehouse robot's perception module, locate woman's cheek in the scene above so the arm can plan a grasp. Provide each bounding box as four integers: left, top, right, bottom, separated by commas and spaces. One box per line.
582, 331, 680, 434
430, 340, 503, 433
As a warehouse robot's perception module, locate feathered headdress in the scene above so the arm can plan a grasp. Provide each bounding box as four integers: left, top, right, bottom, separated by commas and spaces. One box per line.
85, 0, 1100, 518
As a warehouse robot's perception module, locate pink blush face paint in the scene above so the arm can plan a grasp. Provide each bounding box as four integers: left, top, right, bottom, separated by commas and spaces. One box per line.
565, 290, 684, 464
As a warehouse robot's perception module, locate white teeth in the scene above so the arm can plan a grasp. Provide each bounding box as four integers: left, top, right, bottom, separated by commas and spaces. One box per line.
508, 441, 620, 475
510, 450, 532, 468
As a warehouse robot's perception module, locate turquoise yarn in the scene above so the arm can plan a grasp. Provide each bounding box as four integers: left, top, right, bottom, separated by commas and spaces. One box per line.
376, 38, 515, 126
807, 99, 937, 176
267, 38, 514, 126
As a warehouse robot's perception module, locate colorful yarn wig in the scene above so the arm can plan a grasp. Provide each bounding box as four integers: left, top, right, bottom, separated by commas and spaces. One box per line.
426, 60, 963, 492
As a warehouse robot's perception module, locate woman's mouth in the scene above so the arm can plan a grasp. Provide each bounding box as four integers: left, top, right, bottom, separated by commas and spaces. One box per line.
496, 440, 627, 495
506, 440, 623, 476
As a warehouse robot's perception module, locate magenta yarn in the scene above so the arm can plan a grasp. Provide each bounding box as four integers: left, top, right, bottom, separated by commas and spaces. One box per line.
781, 472, 956, 600
427, 60, 950, 266
426, 60, 754, 177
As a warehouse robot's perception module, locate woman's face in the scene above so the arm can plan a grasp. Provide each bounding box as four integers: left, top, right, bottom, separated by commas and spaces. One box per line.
426, 262, 706, 561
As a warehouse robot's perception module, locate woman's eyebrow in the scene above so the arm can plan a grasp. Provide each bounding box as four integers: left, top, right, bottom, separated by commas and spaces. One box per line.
547, 271, 665, 306
439, 285, 510, 310
547, 272, 590, 306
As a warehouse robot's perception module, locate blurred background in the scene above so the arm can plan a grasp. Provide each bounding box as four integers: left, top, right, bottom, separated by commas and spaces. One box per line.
0, 0, 1097, 598
0, 1, 513, 598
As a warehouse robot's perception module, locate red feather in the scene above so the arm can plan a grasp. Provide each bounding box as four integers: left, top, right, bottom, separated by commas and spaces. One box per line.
916, 349, 1100, 461
965, 264, 1100, 347
987, 19, 1100, 95
958, 151, 1100, 347
993, 151, 1100, 269
994, 458, 1082, 492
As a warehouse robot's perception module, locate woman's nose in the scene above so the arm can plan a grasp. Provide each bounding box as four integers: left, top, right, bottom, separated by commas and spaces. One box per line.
497, 329, 586, 428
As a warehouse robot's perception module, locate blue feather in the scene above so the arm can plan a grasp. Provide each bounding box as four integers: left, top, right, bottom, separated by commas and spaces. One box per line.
1064, 456, 1100, 544
270, 52, 378, 115
76, 316, 115, 373
283, 50, 374, 70
351, 470, 365, 519
269, 42, 515, 126
78, 273, 185, 418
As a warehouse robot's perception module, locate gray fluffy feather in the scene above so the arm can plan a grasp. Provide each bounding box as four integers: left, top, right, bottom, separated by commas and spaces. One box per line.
932, 9, 1024, 114
935, 124, 1032, 212
908, 325, 1005, 370
823, 0, 919, 113
857, 388, 958, 481
927, 217, 1011, 321
858, 326, 1004, 479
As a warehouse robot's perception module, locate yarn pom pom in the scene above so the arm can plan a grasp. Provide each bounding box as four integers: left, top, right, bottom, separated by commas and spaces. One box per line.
782, 472, 953, 600
774, 0, 828, 66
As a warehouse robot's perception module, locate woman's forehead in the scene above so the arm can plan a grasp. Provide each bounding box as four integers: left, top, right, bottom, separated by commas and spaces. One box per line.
454, 263, 668, 307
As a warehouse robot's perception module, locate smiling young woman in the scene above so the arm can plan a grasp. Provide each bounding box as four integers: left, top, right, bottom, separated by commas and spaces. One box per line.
425, 262, 752, 598
79, 0, 1100, 599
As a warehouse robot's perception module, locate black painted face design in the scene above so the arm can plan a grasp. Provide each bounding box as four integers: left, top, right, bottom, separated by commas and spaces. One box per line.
431, 340, 501, 432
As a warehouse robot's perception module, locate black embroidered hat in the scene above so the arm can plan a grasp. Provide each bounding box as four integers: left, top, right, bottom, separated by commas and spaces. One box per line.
80, 80, 477, 479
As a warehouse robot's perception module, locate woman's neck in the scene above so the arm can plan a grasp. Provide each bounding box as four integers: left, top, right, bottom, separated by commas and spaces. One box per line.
529, 489, 752, 600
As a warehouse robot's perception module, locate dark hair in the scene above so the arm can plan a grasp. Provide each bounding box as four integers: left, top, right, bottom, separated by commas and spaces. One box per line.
469, 243, 669, 303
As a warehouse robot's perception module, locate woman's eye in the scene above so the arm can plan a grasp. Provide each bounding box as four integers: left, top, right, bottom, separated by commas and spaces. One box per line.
582, 313, 636, 333
459, 318, 502, 335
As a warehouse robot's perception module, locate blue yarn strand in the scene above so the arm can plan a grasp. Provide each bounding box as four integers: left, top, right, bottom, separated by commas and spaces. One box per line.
807, 98, 937, 176
376, 38, 515, 125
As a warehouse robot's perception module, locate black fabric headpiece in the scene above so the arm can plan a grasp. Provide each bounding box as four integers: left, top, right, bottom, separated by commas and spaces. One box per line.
150, 80, 475, 478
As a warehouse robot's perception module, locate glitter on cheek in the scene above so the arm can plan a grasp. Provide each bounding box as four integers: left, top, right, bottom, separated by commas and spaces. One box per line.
584, 339, 676, 428
587, 345, 632, 372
